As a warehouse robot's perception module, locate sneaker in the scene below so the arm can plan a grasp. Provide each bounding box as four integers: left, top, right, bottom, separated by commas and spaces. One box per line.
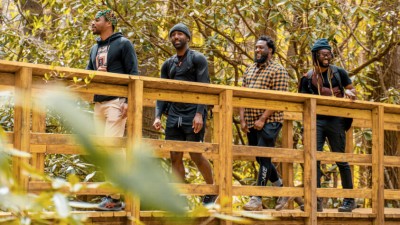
338, 198, 356, 212
275, 197, 290, 211
97, 196, 125, 211
243, 196, 263, 211
202, 195, 218, 205
300, 198, 323, 212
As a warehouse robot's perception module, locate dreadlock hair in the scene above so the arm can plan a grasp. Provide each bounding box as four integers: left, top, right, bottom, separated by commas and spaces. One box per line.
312, 51, 319, 66
257, 35, 276, 55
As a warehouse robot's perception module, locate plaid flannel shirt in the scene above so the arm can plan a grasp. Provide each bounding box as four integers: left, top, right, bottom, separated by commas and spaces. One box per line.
241, 60, 289, 128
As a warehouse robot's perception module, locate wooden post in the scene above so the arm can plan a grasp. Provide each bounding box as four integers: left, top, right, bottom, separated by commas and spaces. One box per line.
218, 90, 233, 224
372, 106, 384, 225
282, 120, 294, 209
303, 99, 317, 225
13, 67, 32, 188
31, 93, 46, 178
345, 126, 354, 185
126, 79, 143, 225
212, 105, 221, 186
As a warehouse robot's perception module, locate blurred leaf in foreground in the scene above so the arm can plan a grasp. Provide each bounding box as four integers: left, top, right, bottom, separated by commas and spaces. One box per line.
42, 90, 185, 215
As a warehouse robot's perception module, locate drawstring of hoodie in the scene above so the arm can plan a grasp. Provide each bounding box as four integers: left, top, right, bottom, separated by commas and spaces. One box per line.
177, 116, 182, 127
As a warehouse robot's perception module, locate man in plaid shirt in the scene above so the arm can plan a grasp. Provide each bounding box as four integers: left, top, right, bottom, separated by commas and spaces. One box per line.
240, 36, 296, 211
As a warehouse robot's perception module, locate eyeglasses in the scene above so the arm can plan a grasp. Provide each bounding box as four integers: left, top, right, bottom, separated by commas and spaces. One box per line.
317, 52, 332, 58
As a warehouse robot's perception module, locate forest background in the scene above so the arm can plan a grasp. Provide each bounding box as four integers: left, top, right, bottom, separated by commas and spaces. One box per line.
0, 0, 399, 216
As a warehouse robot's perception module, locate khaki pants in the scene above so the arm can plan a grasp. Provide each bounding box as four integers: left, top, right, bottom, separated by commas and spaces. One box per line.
94, 98, 127, 199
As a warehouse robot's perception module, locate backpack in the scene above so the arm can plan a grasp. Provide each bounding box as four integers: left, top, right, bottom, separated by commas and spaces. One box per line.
299, 65, 353, 131
304, 65, 344, 97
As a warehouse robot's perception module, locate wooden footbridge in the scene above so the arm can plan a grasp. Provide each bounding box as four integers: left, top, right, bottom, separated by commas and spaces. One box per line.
1, 60, 400, 225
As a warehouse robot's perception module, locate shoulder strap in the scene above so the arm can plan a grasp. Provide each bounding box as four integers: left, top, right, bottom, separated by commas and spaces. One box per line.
330, 65, 343, 91
167, 55, 177, 79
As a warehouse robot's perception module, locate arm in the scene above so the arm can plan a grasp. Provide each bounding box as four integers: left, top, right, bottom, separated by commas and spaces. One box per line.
154, 61, 170, 130
194, 53, 210, 115
122, 39, 139, 75
339, 68, 357, 100
193, 53, 210, 133
86, 46, 95, 70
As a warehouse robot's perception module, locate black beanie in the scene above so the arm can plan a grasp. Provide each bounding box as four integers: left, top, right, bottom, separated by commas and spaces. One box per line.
169, 23, 191, 40
311, 38, 332, 52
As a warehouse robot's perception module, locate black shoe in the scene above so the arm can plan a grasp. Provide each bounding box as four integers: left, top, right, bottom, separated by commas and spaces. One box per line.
300, 198, 323, 212
338, 198, 356, 212
202, 195, 218, 205
97, 196, 125, 211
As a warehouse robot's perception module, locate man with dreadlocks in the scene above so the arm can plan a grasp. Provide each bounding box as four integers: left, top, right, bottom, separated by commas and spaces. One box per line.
298, 38, 357, 212
86, 9, 138, 211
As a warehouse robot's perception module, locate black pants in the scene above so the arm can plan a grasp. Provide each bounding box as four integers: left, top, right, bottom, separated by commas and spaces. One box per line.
247, 122, 282, 186
316, 117, 353, 190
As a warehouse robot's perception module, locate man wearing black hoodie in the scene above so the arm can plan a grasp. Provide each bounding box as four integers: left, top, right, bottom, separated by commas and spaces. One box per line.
86, 9, 138, 211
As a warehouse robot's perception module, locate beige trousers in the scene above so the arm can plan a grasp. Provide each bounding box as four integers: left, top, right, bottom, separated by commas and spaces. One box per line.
94, 98, 127, 199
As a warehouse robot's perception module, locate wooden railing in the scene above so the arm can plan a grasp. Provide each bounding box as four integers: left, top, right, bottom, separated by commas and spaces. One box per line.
1, 59, 400, 225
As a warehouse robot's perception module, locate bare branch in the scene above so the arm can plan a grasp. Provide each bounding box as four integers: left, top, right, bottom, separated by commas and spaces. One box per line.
350, 41, 400, 75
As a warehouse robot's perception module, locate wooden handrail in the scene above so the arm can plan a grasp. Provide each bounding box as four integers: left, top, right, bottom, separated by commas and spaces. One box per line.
2, 60, 400, 225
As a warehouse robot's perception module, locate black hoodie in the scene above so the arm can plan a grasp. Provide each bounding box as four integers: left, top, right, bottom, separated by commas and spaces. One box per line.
86, 32, 139, 102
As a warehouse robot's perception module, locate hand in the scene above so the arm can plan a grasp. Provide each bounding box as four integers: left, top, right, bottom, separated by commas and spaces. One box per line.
253, 118, 265, 130
240, 120, 249, 133
97, 66, 107, 72
344, 89, 356, 100
120, 103, 128, 119
192, 113, 203, 133
153, 117, 162, 130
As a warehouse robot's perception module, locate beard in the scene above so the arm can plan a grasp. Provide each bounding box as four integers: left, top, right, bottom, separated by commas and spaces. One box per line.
254, 55, 268, 64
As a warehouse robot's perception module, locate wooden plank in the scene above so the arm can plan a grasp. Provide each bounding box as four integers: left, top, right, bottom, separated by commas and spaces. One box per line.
233, 186, 303, 197
174, 183, 218, 195
303, 99, 317, 225
218, 90, 233, 221
126, 79, 144, 224
28, 181, 119, 195
0, 72, 14, 86
317, 105, 372, 120
371, 106, 385, 225
144, 139, 218, 155
212, 105, 221, 186
384, 122, 400, 131
317, 188, 372, 198
281, 120, 294, 209
316, 151, 372, 165
13, 67, 32, 188
232, 97, 304, 112
384, 113, 400, 124
345, 127, 355, 186
143, 88, 219, 105
384, 156, 400, 167
32, 76, 128, 98
384, 190, 400, 200
232, 145, 304, 163
31, 96, 47, 179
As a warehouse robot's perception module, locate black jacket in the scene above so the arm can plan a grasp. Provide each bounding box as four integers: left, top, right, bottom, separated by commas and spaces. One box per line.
155, 49, 209, 124
86, 32, 138, 102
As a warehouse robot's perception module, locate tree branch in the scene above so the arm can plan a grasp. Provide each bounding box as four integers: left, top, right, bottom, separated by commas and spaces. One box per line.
349, 41, 400, 75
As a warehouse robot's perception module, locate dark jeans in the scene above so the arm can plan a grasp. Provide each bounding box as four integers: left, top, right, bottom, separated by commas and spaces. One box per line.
247, 122, 282, 186
316, 117, 353, 190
